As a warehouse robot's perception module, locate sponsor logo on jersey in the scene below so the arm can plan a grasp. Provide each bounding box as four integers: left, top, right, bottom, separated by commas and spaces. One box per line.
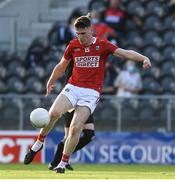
75, 56, 100, 68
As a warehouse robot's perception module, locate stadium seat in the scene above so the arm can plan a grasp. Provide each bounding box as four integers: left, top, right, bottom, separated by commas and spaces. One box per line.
161, 61, 175, 78
146, 1, 164, 17
3, 52, 23, 66
163, 46, 175, 60
143, 31, 163, 48
127, 1, 142, 15
127, 31, 144, 49
161, 77, 175, 94
142, 77, 162, 94
163, 16, 175, 31
125, 20, 138, 31
163, 30, 175, 46
141, 66, 160, 79
143, 46, 162, 64
134, 5, 145, 17
45, 61, 58, 77
143, 15, 162, 32
7, 77, 26, 94
7, 61, 26, 79
27, 66, 45, 80
25, 77, 44, 94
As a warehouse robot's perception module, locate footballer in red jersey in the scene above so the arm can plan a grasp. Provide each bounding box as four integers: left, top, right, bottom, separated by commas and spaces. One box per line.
64, 37, 118, 93
24, 13, 151, 173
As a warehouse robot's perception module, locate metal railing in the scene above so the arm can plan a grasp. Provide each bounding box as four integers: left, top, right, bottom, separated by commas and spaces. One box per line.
0, 94, 175, 132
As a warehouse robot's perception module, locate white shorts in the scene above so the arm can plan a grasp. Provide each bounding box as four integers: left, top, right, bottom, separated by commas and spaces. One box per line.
60, 83, 100, 114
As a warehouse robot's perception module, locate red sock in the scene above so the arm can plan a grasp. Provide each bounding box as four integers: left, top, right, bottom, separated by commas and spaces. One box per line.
61, 153, 70, 163
37, 134, 46, 142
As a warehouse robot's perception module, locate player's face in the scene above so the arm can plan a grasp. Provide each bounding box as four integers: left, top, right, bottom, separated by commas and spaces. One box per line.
75, 27, 93, 46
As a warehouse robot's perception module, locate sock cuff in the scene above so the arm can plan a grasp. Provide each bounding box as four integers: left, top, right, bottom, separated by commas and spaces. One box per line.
61, 153, 70, 162
38, 134, 46, 142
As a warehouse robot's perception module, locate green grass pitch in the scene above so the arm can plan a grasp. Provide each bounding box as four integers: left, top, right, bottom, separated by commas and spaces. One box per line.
0, 163, 175, 179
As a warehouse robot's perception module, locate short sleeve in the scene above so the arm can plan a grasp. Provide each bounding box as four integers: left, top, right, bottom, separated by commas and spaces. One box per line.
105, 39, 118, 54
64, 43, 72, 61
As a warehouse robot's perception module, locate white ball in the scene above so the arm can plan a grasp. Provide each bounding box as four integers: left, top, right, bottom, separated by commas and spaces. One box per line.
30, 108, 50, 128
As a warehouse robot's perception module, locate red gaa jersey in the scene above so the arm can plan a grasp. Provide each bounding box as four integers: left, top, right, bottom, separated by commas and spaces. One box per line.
64, 37, 118, 93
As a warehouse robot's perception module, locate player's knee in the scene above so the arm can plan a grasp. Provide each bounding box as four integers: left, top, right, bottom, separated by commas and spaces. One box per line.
49, 109, 60, 122
83, 129, 95, 141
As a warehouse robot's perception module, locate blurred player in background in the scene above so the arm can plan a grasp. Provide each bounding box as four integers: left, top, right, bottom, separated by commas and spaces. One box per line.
24, 13, 151, 173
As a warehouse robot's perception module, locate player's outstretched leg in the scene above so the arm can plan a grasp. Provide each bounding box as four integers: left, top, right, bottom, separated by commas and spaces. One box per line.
24, 101, 64, 164
24, 112, 58, 164
24, 140, 43, 164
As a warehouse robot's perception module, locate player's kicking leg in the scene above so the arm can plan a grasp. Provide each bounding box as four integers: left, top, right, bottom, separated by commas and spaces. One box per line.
24, 94, 73, 164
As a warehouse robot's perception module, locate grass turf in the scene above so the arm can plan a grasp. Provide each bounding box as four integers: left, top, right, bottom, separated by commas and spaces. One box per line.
0, 163, 175, 179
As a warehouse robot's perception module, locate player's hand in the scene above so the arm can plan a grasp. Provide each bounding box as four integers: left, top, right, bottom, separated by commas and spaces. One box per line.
46, 81, 55, 96
143, 58, 151, 69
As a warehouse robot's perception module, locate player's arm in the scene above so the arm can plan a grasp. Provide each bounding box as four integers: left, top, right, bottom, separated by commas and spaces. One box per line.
46, 57, 70, 96
113, 48, 151, 69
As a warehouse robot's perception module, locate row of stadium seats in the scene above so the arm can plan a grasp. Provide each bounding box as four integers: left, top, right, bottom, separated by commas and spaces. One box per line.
1, 57, 175, 80
0, 71, 175, 95
0, 51, 175, 94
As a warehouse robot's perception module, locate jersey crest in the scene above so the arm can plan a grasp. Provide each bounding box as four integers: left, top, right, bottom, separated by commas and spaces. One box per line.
85, 47, 90, 53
